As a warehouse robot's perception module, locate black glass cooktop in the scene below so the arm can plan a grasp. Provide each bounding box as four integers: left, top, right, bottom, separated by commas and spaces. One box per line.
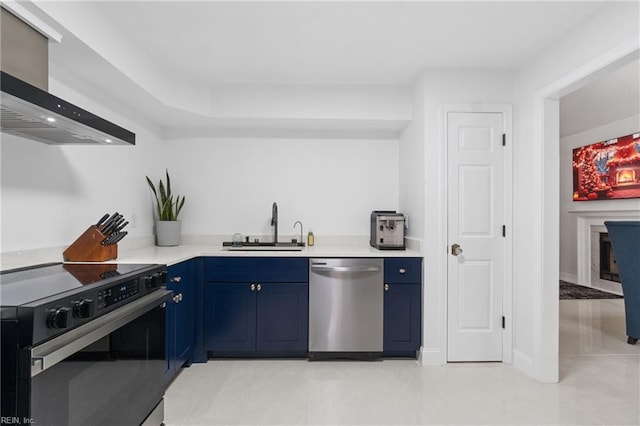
0, 263, 158, 307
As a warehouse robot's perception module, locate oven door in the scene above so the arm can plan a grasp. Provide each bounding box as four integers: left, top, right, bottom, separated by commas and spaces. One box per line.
20, 289, 171, 426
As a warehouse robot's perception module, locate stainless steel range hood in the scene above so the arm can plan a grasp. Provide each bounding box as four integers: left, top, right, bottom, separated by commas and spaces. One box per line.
1, 71, 135, 145
0, 6, 135, 145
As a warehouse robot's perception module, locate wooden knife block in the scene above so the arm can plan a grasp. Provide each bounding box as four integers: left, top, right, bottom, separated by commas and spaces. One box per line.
63, 226, 118, 262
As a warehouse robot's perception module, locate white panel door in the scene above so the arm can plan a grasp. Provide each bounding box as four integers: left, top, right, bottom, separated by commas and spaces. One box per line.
447, 112, 504, 362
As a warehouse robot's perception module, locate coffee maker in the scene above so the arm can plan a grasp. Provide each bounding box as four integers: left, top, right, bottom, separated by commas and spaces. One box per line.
370, 211, 405, 250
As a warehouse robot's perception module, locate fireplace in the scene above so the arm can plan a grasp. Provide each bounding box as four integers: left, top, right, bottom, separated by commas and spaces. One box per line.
599, 232, 621, 283
572, 211, 630, 296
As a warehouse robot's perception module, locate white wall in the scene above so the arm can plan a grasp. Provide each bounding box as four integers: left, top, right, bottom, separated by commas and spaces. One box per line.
0, 77, 164, 253
400, 69, 514, 365
559, 115, 640, 284
513, 1, 639, 382
399, 77, 425, 241
163, 137, 399, 239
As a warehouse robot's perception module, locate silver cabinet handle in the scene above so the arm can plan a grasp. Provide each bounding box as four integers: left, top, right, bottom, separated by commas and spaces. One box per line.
171, 276, 182, 283
30, 289, 172, 377
384, 283, 389, 291
250, 284, 256, 291
399, 268, 406, 274
172, 293, 183, 303
256, 284, 262, 292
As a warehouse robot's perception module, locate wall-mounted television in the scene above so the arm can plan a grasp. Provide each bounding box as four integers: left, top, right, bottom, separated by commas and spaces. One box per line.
572, 132, 640, 201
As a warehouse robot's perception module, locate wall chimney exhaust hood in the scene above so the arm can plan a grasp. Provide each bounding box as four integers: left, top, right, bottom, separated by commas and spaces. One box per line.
1, 71, 135, 145
0, 5, 135, 145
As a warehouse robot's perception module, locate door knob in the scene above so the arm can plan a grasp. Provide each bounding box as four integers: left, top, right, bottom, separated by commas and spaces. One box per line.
451, 243, 463, 256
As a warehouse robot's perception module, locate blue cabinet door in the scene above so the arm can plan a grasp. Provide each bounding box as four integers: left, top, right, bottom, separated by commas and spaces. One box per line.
256, 283, 308, 352
168, 261, 194, 368
204, 257, 309, 355
205, 283, 257, 351
383, 283, 421, 354
164, 295, 176, 383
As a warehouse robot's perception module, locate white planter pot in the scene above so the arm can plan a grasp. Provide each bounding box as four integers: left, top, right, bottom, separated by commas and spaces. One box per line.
156, 221, 181, 246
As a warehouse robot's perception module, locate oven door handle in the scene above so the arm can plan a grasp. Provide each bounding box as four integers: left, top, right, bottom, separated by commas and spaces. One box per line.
30, 289, 172, 377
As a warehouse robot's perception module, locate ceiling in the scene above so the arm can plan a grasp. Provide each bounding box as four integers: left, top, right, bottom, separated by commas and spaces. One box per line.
16, 1, 638, 138
560, 59, 640, 138
88, 1, 604, 86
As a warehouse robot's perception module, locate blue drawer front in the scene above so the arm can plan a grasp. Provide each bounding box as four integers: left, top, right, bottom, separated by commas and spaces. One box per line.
205, 258, 258, 282
384, 258, 422, 283
205, 257, 308, 283
257, 258, 308, 283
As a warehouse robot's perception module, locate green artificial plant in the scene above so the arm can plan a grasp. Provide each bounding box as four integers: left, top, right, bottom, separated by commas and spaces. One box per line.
146, 169, 186, 221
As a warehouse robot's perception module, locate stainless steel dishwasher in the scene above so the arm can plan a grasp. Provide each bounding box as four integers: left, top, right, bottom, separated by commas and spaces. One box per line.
308, 258, 383, 360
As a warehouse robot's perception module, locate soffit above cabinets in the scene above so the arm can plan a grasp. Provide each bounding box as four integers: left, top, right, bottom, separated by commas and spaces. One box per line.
23, 1, 620, 139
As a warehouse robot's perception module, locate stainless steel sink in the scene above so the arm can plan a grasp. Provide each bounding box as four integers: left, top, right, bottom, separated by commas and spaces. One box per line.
222, 241, 305, 251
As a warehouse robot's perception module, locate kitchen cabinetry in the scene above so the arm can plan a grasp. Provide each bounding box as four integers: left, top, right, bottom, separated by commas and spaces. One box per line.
166, 259, 196, 382
383, 257, 422, 356
204, 257, 308, 356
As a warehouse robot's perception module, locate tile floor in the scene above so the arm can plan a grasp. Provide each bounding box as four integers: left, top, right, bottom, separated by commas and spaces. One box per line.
165, 299, 640, 425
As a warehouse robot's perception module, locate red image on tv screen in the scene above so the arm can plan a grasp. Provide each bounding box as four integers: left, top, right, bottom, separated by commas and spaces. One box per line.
572, 132, 640, 201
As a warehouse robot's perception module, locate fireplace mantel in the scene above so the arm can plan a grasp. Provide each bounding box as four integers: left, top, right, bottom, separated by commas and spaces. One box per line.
572, 209, 637, 293
569, 209, 640, 218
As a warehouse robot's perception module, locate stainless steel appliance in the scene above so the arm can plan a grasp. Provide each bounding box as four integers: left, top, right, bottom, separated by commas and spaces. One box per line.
308, 258, 383, 360
0, 262, 170, 425
370, 211, 405, 250
0, 8, 135, 145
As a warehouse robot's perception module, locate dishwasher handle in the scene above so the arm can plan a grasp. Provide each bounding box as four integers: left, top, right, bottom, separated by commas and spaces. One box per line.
310, 264, 381, 273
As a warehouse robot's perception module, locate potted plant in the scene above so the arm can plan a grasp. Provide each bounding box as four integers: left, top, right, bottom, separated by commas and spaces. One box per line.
146, 169, 186, 246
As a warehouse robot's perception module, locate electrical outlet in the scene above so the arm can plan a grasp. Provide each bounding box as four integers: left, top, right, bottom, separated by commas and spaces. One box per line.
404, 214, 409, 230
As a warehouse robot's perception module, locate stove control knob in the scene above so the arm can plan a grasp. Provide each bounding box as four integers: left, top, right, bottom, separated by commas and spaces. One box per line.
145, 272, 164, 289
47, 307, 71, 329
73, 299, 95, 319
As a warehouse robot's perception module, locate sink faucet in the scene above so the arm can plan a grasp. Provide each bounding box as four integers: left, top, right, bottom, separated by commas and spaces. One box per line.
293, 220, 304, 244
271, 202, 278, 243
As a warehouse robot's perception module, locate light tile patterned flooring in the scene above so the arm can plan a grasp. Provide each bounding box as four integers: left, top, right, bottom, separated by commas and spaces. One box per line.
165, 299, 640, 425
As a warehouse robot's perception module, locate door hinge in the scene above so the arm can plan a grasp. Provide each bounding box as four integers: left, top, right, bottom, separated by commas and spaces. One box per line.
502, 133, 506, 146
502, 316, 506, 329
502, 225, 506, 237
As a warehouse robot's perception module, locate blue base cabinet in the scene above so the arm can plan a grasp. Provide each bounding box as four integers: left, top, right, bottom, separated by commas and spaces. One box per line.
383, 258, 422, 356
204, 257, 308, 356
256, 283, 308, 352
165, 259, 197, 382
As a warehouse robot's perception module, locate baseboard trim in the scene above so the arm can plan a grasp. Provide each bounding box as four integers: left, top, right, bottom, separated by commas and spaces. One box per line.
559, 272, 578, 284
513, 349, 534, 378
418, 347, 445, 366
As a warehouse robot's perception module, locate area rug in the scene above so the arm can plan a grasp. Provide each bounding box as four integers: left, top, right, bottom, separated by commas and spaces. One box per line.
559, 281, 623, 300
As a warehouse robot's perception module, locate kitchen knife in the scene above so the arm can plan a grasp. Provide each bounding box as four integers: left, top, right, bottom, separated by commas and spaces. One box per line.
110, 231, 128, 245
103, 217, 124, 235
113, 221, 129, 233
99, 212, 119, 233
101, 231, 121, 245
102, 231, 127, 245
101, 234, 115, 245
94, 213, 110, 228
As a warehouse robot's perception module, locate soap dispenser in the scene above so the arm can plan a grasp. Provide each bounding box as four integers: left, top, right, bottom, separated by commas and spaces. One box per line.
307, 230, 315, 246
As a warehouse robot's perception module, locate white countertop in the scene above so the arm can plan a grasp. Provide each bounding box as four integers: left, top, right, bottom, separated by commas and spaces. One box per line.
115, 243, 422, 266
1, 235, 422, 270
